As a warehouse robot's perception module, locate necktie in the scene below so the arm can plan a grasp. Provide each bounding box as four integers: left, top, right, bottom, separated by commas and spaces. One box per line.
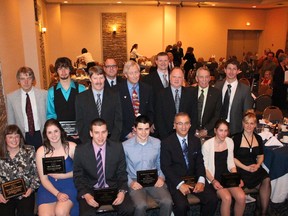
26, 93, 35, 136
96, 148, 105, 188
198, 89, 204, 126
163, 74, 169, 88
221, 84, 232, 120
96, 94, 102, 117
175, 89, 180, 113
132, 86, 140, 116
111, 80, 114, 86
182, 138, 189, 169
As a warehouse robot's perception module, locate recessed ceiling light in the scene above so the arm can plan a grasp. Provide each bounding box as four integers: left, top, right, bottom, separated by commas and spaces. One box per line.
117, 1, 122, 3
167, 2, 171, 4
252, 5, 256, 8
64, 1, 68, 3
212, 4, 216, 6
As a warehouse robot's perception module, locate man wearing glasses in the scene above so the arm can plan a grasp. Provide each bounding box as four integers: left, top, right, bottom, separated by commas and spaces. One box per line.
160, 112, 218, 216
103, 58, 124, 89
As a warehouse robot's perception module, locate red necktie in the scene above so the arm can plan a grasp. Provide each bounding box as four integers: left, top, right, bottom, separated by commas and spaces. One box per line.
132, 86, 140, 116
26, 93, 35, 135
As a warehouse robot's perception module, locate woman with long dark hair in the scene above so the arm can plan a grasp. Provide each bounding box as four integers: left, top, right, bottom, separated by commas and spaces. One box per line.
0, 125, 39, 216
36, 119, 78, 216
202, 120, 245, 216
129, 44, 143, 62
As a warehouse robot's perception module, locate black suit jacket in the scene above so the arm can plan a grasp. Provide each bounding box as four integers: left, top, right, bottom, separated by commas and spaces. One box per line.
118, 81, 154, 140
73, 140, 128, 197
104, 76, 124, 90
155, 87, 197, 140
142, 70, 170, 100
214, 80, 254, 135
75, 88, 122, 143
160, 133, 205, 194
192, 86, 222, 136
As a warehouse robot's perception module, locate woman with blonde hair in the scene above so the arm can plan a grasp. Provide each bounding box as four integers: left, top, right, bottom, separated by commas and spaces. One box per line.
233, 110, 271, 216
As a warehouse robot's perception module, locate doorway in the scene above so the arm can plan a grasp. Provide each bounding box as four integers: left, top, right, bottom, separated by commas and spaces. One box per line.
227, 30, 261, 61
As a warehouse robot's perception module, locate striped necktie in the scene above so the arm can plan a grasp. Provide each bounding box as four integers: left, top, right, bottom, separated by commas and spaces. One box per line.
96, 148, 105, 188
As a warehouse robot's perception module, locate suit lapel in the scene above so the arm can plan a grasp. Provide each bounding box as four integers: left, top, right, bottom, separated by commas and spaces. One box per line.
88, 89, 100, 117
168, 88, 176, 113
173, 134, 188, 168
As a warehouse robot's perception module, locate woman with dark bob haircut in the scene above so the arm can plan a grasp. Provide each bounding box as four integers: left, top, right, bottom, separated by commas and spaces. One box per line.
36, 119, 78, 216
0, 124, 40, 216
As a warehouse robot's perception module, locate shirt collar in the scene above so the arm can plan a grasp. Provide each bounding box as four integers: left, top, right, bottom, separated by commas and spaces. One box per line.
127, 81, 139, 90
56, 81, 76, 90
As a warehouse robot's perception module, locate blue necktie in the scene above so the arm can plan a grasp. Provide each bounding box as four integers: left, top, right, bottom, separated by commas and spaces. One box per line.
96, 148, 105, 188
182, 138, 189, 169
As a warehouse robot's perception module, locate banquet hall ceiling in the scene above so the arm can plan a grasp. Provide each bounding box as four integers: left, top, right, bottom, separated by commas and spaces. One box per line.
45, 0, 288, 9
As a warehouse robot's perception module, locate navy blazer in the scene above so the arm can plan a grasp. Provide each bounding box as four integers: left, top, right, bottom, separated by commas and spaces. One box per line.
160, 133, 205, 194
118, 81, 154, 140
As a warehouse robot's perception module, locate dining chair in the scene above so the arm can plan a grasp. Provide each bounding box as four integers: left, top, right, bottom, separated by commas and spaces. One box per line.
239, 77, 250, 86
255, 94, 272, 114
262, 106, 283, 123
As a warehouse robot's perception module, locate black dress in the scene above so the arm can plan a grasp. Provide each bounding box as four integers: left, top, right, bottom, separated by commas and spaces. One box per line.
233, 133, 269, 189
214, 149, 229, 183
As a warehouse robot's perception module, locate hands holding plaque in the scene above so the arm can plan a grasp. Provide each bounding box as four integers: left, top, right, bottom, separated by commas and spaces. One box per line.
1, 178, 27, 200
136, 169, 158, 187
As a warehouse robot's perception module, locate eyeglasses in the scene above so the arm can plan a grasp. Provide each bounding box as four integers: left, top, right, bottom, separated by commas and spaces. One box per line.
104, 65, 117, 69
175, 122, 190, 126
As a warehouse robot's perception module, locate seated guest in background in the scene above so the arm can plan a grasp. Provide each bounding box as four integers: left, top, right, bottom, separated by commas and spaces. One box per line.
0, 125, 40, 216
193, 67, 221, 137
155, 67, 197, 140
161, 112, 218, 216
260, 70, 272, 86
215, 58, 254, 135
75, 66, 122, 143
6, 66, 47, 150
76, 48, 96, 72
47, 57, 86, 144
36, 119, 78, 216
202, 120, 246, 216
73, 118, 134, 216
232, 111, 271, 216
122, 115, 173, 216
119, 60, 154, 141
103, 58, 124, 89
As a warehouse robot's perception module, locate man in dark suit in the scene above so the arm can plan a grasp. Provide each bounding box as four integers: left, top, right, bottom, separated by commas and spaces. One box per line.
118, 60, 154, 141
75, 66, 122, 143
155, 67, 197, 140
215, 59, 254, 135
73, 118, 134, 216
103, 58, 124, 89
143, 52, 170, 97
193, 67, 221, 137
160, 112, 218, 216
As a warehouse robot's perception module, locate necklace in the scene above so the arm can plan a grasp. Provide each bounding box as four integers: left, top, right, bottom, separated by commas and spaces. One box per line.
243, 133, 254, 153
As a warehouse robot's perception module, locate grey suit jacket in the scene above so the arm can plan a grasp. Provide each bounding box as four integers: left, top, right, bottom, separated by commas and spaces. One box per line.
6, 87, 47, 135
215, 80, 254, 135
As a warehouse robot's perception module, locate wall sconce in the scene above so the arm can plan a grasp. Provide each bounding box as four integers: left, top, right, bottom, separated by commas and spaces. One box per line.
112, 26, 117, 35
246, 22, 251, 26
41, 27, 47, 34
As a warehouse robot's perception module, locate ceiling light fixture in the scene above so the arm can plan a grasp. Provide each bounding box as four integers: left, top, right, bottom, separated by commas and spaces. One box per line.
167, 2, 171, 4
63, 1, 68, 3
252, 5, 256, 8
117, 1, 122, 3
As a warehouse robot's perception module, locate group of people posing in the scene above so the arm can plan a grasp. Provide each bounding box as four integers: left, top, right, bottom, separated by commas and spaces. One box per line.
1, 51, 271, 216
